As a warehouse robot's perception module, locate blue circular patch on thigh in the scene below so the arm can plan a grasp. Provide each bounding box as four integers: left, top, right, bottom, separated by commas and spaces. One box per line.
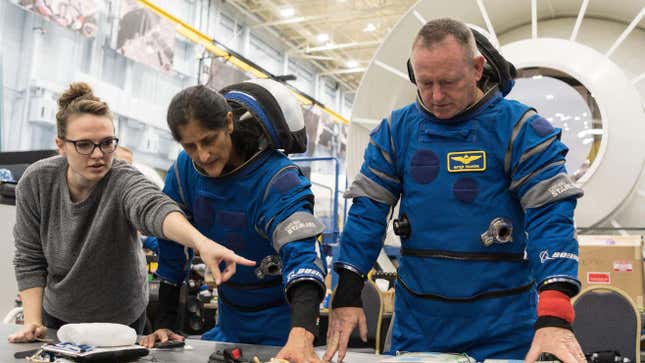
409, 149, 440, 184
453, 177, 479, 203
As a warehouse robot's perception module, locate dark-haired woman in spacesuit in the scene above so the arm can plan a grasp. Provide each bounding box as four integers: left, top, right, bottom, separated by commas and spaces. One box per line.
141, 79, 326, 363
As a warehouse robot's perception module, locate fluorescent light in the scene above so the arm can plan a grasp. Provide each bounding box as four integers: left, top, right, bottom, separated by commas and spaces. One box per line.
316, 33, 329, 43
577, 128, 605, 138
280, 7, 295, 17
345, 60, 359, 68
532, 75, 543, 79
545, 94, 554, 100
364, 23, 377, 32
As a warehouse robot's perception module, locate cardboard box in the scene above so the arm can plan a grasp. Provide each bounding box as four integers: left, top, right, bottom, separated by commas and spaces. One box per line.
578, 235, 644, 308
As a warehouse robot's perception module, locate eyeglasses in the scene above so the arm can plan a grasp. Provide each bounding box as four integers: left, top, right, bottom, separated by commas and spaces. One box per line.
62, 137, 119, 155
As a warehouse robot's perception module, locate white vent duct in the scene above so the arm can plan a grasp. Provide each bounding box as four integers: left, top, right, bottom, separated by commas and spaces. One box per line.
349, 0, 645, 232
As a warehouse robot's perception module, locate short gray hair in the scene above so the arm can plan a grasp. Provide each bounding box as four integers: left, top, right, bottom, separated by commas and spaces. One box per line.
412, 18, 478, 62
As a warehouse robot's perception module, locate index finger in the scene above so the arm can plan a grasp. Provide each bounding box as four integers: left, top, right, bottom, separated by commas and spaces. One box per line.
524, 343, 540, 363
567, 341, 586, 363
337, 327, 353, 362
138, 335, 153, 348
18, 331, 35, 343
158, 329, 170, 343
323, 330, 340, 361
170, 332, 185, 341
231, 253, 256, 267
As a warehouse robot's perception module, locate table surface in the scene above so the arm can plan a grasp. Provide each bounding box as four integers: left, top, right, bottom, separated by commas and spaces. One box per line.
1, 324, 377, 363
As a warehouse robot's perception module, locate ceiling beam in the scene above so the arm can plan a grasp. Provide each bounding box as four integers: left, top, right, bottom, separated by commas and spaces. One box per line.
290, 40, 381, 54
246, 2, 410, 32
476, 0, 498, 47
531, 0, 538, 39
251, 15, 327, 28
288, 54, 337, 61
319, 67, 367, 75
570, 0, 589, 41
605, 7, 645, 57
225, 0, 356, 91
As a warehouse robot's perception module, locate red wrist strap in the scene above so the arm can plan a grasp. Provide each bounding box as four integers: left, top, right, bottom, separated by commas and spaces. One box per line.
537, 290, 575, 324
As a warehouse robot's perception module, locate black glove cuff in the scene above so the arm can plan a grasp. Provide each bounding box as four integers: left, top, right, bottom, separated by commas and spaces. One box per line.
534, 316, 573, 332
288, 282, 322, 337
331, 269, 364, 309
155, 281, 181, 330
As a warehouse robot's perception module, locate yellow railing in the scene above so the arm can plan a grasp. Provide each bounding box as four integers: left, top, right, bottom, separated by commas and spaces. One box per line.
137, 0, 348, 124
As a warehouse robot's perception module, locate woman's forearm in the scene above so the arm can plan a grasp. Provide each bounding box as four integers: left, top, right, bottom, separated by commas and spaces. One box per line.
20, 286, 44, 325
161, 211, 206, 250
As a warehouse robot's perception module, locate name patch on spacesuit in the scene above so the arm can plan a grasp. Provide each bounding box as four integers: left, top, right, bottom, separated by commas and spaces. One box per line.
447, 151, 486, 172
285, 220, 318, 234
547, 181, 575, 197
272, 212, 326, 251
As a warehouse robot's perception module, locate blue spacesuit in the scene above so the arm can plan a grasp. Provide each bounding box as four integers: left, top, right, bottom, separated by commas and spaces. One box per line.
155, 80, 326, 346
336, 86, 584, 359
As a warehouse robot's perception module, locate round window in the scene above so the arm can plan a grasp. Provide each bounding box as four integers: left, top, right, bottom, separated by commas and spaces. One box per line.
506, 67, 601, 182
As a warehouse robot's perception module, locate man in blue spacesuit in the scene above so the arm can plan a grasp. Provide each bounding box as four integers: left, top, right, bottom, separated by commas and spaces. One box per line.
325, 18, 585, 363
140, 79, 326, 363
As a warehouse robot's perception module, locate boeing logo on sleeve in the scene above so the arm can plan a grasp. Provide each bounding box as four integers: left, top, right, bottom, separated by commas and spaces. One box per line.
539, 250, 579, 264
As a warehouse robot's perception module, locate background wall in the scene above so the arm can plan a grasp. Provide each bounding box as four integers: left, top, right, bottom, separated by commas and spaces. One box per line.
349, 0, 645, 233
0, 0, 354, 171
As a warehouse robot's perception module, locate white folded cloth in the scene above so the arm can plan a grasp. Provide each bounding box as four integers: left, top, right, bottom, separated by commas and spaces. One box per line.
57, 323, 137, 347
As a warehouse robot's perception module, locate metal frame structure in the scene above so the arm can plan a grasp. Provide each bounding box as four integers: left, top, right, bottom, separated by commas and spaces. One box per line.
291, 156, 343, 246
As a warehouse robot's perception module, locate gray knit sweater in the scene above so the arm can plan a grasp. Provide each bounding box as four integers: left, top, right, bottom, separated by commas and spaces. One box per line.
13, 156, 181, 324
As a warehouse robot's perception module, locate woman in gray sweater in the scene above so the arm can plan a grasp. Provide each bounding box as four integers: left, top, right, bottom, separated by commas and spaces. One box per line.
8, 82, 254, 343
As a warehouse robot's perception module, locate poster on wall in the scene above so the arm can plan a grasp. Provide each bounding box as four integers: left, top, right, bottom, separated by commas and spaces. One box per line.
115, 0, 175, 74
17, 0, 99, 38
314, 112, 339, 158
206, 58, 250, 91
337, 123, 347, 162
300, 107, 320, 157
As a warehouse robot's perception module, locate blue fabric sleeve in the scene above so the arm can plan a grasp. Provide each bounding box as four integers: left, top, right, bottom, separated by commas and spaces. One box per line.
510, 115, 581, 293
155, 152, 194, 285
335, 196, 391, 276
336, 119, 402, 276
256, 165, 326, 295
525, 199, 580, 291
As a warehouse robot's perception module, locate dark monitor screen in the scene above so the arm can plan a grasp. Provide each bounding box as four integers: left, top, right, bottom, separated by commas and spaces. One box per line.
0, 150, 57, 206
0, 150, 57, 181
